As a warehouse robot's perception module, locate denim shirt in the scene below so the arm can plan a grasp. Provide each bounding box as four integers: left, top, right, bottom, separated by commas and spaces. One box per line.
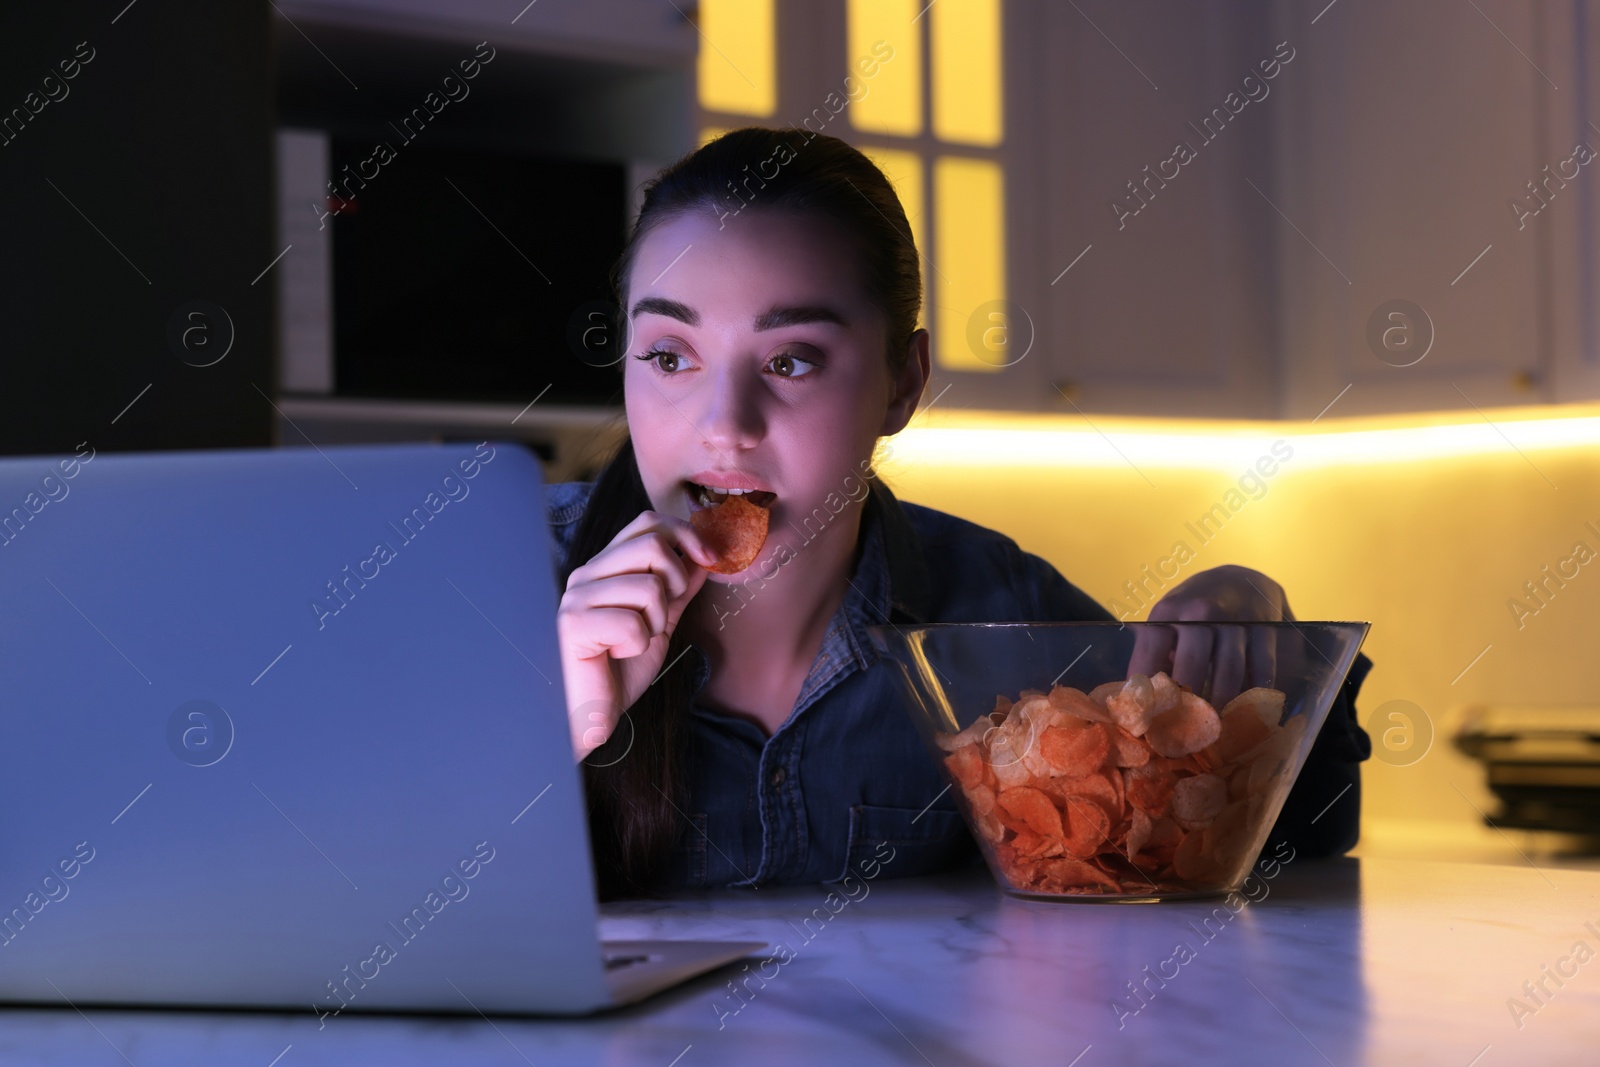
546, 477, 1373, 888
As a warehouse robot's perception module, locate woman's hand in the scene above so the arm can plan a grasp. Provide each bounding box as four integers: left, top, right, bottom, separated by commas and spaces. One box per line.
557, 511, 716, 761
1127, 565, 1295, 708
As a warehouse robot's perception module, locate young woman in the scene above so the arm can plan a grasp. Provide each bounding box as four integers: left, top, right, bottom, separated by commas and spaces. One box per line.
549, 127, 1373, 899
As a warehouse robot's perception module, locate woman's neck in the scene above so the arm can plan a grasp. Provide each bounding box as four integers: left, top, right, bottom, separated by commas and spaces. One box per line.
679, 500, 868, 732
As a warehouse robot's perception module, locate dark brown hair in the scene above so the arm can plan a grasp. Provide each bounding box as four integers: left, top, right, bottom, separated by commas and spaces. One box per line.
559, 126, 923, 898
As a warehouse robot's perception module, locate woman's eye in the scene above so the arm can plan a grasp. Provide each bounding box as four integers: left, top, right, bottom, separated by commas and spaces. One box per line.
769, 352, 817, 378
635, 348, 682, 373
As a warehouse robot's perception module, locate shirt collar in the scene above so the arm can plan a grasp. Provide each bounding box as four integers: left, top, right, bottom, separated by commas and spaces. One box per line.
841, 476, 932, 640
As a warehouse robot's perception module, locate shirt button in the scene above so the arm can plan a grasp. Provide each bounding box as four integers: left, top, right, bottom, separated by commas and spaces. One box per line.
769, 767, 786, 788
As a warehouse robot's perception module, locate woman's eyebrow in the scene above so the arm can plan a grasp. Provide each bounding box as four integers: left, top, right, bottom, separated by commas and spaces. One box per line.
630, 296, 697, 325
629, 297, 848, 331
753, 305, 849, 331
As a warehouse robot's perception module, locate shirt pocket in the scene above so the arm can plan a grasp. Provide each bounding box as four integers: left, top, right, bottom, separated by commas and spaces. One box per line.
836, 803, 972, 883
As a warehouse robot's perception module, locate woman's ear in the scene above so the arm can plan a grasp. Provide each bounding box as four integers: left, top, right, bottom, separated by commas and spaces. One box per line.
879, 328, 931, 436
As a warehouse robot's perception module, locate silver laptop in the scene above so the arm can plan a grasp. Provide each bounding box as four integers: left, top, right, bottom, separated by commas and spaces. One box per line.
0, 439, 763, 1016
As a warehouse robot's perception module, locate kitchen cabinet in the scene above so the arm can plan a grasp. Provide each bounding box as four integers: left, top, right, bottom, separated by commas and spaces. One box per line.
1034, 0, 1283, 419
274, 0, 696, 69
1026, 0, 1593, 419
269, 0, 696, 472
1273, 0, 1563, 419
274, 0, 695, 164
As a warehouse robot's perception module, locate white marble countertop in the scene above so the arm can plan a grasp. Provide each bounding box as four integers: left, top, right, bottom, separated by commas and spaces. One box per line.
3, 855, 1598, 1066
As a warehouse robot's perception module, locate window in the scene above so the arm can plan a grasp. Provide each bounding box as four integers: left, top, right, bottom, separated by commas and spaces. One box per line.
696, 0, 777, 118
850, 0, 1006, 372
695, 0, 1008, 373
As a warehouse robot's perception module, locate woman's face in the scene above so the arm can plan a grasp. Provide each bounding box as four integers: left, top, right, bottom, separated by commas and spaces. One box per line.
623, 208, 901, 580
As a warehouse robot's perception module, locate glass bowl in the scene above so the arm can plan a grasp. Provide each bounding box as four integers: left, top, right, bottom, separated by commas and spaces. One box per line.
867, 621, 1370, 902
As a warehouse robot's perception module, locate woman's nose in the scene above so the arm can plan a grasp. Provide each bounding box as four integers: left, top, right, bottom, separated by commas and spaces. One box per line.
697, 364, 765, 452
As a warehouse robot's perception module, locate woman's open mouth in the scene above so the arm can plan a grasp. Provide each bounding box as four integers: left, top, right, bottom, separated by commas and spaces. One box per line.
684, 480, 774, 575
684, 481, 777, 512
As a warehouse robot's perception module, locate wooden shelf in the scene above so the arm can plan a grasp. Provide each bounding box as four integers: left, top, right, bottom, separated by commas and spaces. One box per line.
275, 395, 626, 483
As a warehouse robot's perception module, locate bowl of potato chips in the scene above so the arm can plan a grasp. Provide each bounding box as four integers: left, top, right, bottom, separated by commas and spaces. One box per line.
868, 621, 1369, 902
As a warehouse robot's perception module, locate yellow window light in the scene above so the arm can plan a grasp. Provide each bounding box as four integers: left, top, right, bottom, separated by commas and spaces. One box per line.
933, 155, 1006, 372
886, 405, 1600, 471
697, 0, 776, 117
848, 0, 922, 136
699, 125, 731, 147
932, 0, 1003, 145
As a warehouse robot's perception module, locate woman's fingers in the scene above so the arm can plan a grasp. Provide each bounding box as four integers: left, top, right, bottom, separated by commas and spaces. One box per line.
1170, 625, 1215, 695
602, 511, 718, 574
576, 605, 658, 659
1128, 624, 1176, 679
556, 510, 719, 762
560, 617, 668, 760
560, 644, 623, 758
665, 561, 711, 631
1209, 624, 1247, 708
1246, 624, 1279, 690
568, 533, 689, 600
562, 572, 671, 638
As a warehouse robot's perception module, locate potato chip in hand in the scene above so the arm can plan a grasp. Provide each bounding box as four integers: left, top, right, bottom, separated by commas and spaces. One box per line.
689, 494, 770, 574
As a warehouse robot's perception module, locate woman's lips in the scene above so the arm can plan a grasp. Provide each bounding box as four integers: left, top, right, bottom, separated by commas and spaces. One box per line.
678, 473, 771, 511
683, 479, 777, 511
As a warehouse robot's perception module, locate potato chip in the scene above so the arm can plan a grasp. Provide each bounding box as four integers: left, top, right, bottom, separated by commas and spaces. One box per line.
1246, 751, 1290, 798
1149, 671, 1181, 715
1172, 824, 1218, 882
1170, 773, 1227, 829
943, 744, 985, 790
993, 841, 1031, 878
1124, 807, 1154, 858
935, 713, 991, 753
1207, 799, 1256, 874
1147, 814, 1185, 849
1106, 674, 1156, 736
1058, 794, 1113, 858
1124, 764, 1176, 817
1145, 692, 1222, 758
997, 786, 1064, 838
1037, 857, 1120, 893
975, 811, 1006, 844
1101, 760, 1128, 817
1013, 693, 1054, 725
967, 782, 997, 817
987, 713, 1033, 765
1212, 702, 1275, 763
1221, 687, 1286, 728
1011, 828, 1065, 860
1046, 769, 1121, 826
689, 494, 769, 574
1088, 680, 1122, 707
1110, 727, 1152, 768
991, 756, 1032, 790
1048, 685, 1113, 724
1038, 720, 1110, 777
